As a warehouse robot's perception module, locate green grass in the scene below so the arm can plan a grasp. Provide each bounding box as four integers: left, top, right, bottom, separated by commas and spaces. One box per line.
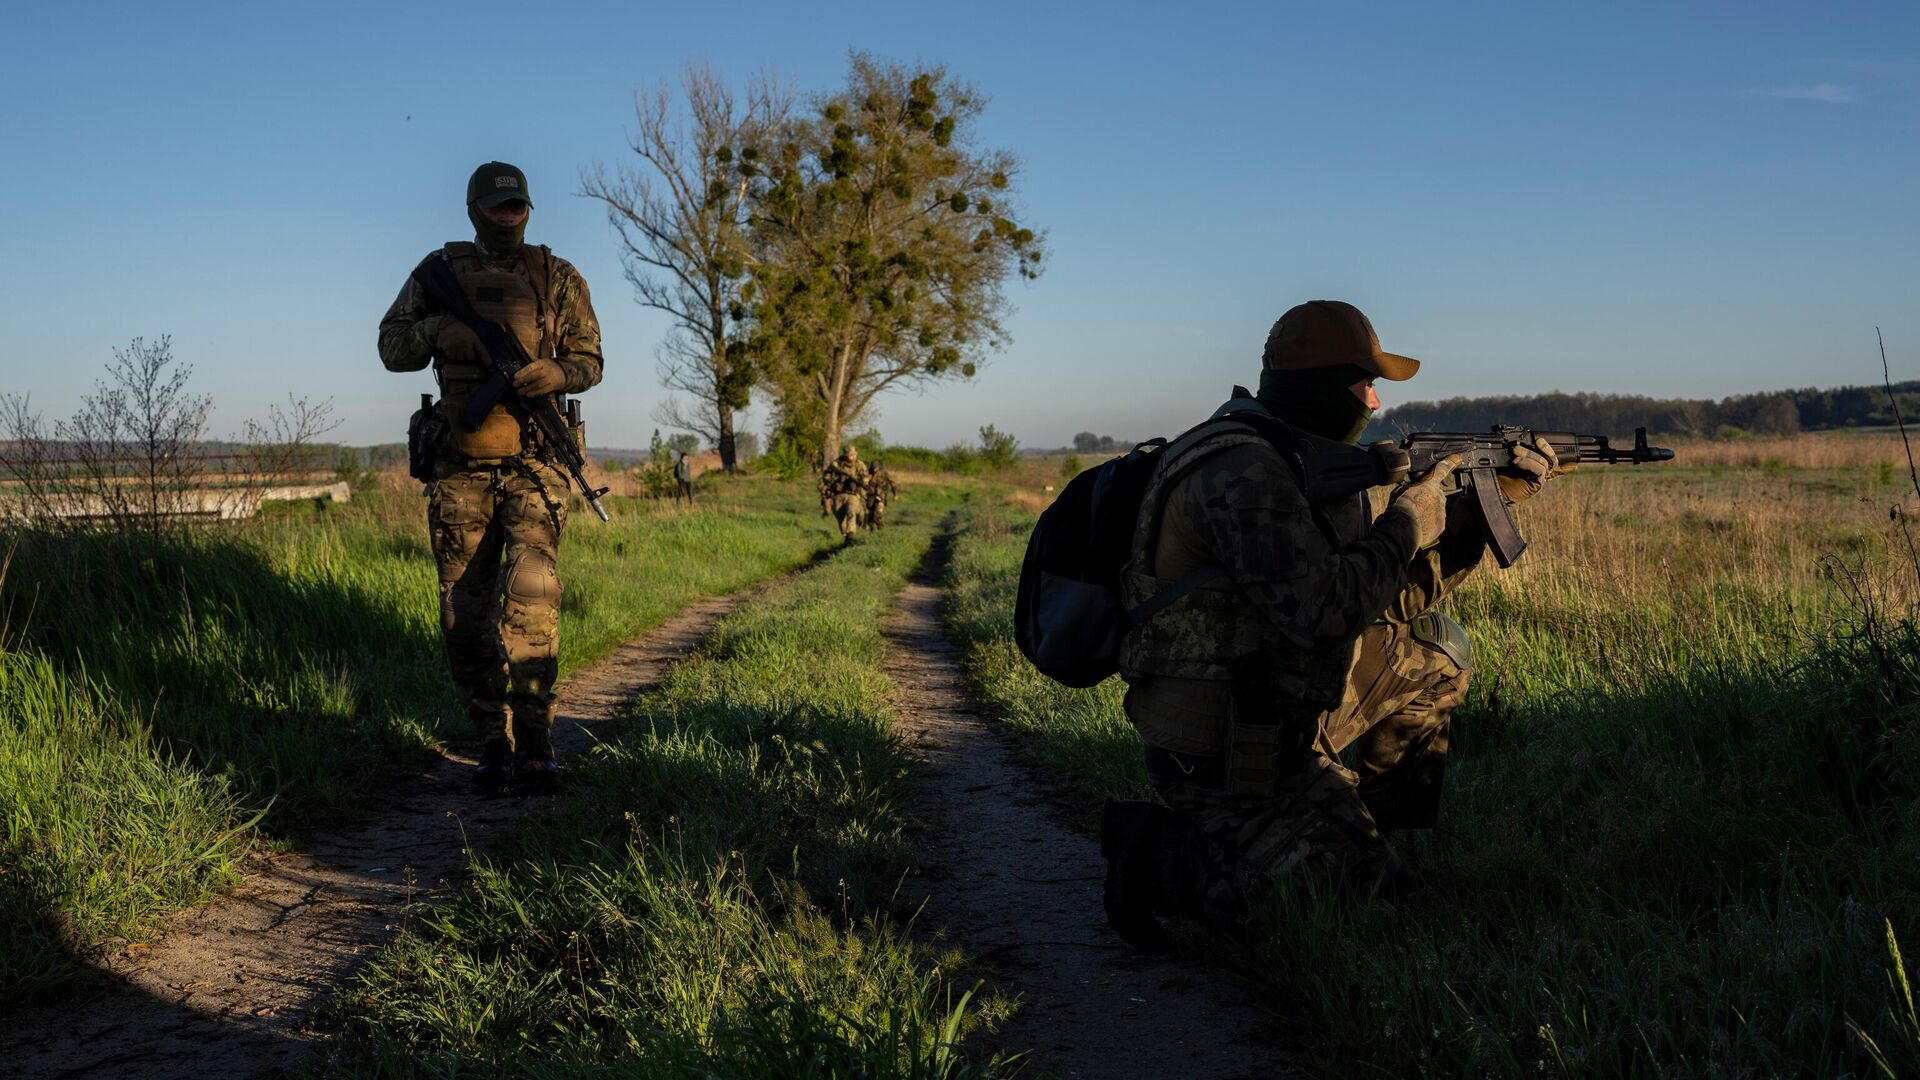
0, 476, 838, 1002
941, 481, 1920, 1077
326, 500, 1017, 1077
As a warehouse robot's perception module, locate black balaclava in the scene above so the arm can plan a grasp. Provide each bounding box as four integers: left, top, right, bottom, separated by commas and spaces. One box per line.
469, 203, 527, 257
1256, 363, 1374, 444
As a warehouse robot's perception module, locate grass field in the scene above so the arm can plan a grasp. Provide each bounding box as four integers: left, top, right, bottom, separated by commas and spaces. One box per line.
324, 495, 1016, 1077
945, 453, 1920, 1077
0, 475, 839, 1003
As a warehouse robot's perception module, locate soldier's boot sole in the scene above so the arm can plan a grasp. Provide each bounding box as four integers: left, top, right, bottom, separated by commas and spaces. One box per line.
1102, 800, 1173, 953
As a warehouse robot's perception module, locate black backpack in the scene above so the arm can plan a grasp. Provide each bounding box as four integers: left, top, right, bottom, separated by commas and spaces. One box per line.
1013, 431, 1239, 688
1013, 400, 1391, 688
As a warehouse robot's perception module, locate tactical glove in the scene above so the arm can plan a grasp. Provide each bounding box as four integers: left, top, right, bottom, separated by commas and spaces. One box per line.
512, 358, 568, 397
434, 319, 487, 367
1496, 436, 1575, 504
1387, 454, 1462, 550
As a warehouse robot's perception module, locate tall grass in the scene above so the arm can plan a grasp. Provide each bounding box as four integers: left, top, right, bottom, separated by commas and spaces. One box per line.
329, 505, 1016, 1076
0, 477, 837, 1002
0, 646, 251, 1003
943, 465, 1919, 1076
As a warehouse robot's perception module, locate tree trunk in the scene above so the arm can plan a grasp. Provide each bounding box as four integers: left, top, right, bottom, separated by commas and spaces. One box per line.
718, 410, 737, 472
820, 344, 851, 469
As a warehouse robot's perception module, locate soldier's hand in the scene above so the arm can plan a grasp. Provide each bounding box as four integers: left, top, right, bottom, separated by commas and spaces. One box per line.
435, 319, 486, 367
512, 358, 567, 397
1388, 454, 1463, 550
1496, 436, 1575, 504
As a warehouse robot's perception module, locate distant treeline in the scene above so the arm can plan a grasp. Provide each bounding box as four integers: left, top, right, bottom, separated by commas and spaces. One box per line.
1366, 380, 1920, 441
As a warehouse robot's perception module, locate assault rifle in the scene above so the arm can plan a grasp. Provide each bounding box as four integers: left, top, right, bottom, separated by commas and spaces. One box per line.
1300, 425, 1675, 567
411, 254, 611, 522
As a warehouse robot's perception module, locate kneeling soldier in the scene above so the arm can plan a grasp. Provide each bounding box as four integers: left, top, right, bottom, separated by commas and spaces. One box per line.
1104, 300, 1569, 948
377, 161, 605, 791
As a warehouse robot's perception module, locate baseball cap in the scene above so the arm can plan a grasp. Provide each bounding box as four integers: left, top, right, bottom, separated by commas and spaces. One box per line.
1261, 300, 1419, 381
467, 161, 533, 209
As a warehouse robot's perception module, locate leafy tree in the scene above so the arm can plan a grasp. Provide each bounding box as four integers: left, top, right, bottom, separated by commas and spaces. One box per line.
742, 53, 1045, 466
977, 424, 1018, 470
581, 66, 789, 472
1072, 431, 1128, 454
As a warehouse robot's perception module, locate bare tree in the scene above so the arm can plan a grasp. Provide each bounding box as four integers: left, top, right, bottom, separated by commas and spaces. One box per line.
1, 338, 337, 531
581, 66, 790, 472
64, 336, 211, 531
233, 395, 340, 513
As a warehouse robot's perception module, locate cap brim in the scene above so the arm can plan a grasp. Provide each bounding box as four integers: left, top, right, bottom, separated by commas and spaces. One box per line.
473, 191, 533, 209
1367, 351, 1420, 381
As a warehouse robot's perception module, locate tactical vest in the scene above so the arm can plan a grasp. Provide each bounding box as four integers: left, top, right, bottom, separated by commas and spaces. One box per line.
1116, 402, 1372, 708
431, 241, 557, 461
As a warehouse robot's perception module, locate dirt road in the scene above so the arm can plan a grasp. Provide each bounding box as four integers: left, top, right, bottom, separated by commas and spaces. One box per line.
883, 578, 1285, 1079
4, 588, 761, 1080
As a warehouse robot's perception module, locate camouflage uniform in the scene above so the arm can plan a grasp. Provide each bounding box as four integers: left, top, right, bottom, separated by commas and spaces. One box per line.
1116, 396, 1484, 920
378, 241, 603, 759
821, 452, 869, 541
864, 465, 897, 529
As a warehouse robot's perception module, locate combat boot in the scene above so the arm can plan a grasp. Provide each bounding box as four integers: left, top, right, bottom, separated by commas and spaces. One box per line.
1101, 800, 1173, 952
511, 702, 560, 789
473, 737, 514, 792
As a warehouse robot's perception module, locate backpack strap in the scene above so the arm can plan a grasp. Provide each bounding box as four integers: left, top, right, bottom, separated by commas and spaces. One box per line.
1123, 401, 1319, 630
1125, 561, 1227, 625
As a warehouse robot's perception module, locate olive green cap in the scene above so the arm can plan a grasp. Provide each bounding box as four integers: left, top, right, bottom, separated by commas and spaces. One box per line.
467, 161, 533, 209
1262, 300, 1419, 381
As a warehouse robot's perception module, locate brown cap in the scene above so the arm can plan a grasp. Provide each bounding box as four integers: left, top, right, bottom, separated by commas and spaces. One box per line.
1261, 300, 1419, 381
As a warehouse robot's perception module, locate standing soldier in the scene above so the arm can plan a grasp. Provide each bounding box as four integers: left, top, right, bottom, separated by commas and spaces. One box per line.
673, 451, 695, 506
377, 161, 604, 791
864, 462, 897, 529
820, 445, 869, 543
1101, 299, 1569, 948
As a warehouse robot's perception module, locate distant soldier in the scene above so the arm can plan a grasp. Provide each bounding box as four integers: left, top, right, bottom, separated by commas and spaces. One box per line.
673, 452, 694, 506
864, 462, 897, 529
1102, 300, 1570, 948
820, 445, 869, 542
377, 161, 604, 791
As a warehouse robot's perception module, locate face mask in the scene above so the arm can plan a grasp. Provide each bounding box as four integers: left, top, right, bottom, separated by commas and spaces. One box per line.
1256, 365, 1374, 444
469, 204, 526, 256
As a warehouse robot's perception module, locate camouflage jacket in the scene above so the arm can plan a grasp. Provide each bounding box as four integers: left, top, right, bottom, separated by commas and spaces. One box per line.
821, 460, 869, 496
1120, 401, 1487, 755
377, 242, 604, 394
867, 470, 897, 501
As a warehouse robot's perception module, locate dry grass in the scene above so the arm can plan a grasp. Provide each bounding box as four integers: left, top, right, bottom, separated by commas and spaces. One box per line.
1668, 432, 1913, 468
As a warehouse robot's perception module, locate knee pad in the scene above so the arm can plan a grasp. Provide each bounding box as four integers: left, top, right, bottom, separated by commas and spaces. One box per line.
1408, 610, 1473, 673
504, 551, 561, 606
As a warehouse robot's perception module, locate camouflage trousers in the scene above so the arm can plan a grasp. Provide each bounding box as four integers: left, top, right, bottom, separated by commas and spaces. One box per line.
1145, 616, 1470, 918
427, 458, 569, 750
831, 492, 865, 540
865, 497, 888, 529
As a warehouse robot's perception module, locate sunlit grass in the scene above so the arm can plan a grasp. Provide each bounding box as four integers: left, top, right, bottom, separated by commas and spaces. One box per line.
943, 463, 1920, 1076
329, 502, 1018, 1076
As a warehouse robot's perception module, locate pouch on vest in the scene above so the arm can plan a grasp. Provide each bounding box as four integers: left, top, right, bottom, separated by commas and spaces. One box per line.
1225, 655, 1318, 797
449, 405, 526, 460
406, 393, 449, 483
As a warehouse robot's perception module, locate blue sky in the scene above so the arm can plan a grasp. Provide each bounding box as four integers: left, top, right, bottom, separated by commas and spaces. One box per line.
3, 1, 1915, 449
